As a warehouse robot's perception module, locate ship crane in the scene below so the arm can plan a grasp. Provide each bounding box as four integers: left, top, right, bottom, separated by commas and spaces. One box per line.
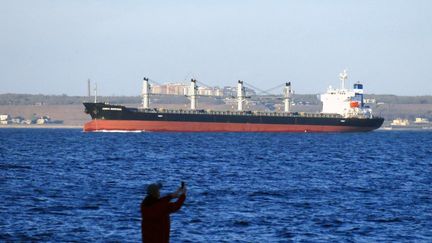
189, 79, 231, 109
241, 81, 294, 112
188, 79, 198, 110
142, 77, 150, 108
94, 83, 98, 103
283, 82, 293, 112
141, 77, 170, 109
339, 69, 348, 90
237, 80, 246, 111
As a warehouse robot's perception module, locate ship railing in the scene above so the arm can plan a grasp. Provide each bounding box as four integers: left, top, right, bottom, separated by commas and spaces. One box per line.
141, 108, 344, 118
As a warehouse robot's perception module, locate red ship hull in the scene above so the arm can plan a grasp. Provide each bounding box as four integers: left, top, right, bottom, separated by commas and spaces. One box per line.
83, 120, 375, 133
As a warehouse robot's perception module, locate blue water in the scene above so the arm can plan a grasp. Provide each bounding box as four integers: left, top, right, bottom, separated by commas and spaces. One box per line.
1, 129, 431, 242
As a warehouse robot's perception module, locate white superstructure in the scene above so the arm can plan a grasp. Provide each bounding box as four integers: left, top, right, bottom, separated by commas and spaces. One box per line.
320, 70, 372, 118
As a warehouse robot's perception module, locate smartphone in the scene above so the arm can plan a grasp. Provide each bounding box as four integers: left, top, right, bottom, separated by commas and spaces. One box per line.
181, 181, 185, 189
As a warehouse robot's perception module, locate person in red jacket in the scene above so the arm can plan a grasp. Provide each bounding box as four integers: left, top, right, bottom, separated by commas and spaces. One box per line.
141, 182, 186, 243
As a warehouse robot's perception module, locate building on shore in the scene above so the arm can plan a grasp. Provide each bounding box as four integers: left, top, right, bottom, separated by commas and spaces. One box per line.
0, 114, 63, 125
151, 83, 190, 96
222, 86, 256, 97
364, 98, 376, 104
150, 82, 256, 97
390, 118, 410, 126
0, 114, 10, 121
414, 117, 430, 124
151, 83, 234, 97
0, 114, 10, 125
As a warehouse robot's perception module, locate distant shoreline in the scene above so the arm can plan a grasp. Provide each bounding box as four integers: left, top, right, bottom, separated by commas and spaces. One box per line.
0, 124, 82, 129
378, 126, 432, 131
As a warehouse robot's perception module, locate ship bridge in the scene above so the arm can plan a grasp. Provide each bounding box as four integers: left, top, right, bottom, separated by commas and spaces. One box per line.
320, 70, 372, 118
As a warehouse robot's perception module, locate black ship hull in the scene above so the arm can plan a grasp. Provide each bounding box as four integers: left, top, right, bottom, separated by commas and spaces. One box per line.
83, 103, 384, 132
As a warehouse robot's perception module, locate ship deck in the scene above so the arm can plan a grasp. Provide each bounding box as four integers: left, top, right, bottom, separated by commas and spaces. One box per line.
135, 108, 348, 119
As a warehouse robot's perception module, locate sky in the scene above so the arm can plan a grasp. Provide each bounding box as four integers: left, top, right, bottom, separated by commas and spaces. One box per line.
1, 0, 431, 96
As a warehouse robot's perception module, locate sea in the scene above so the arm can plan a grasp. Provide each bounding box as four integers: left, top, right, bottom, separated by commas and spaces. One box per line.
1, 129, 431, 242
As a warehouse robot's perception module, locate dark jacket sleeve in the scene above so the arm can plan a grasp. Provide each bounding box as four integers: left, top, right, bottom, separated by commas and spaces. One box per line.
168, 194, 186, 214
141, 196, 172, 218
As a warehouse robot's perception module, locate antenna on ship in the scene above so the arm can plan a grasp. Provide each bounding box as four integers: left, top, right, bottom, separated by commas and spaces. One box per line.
87, 79, 91, 97
237, 80, 245, 111
142, 77, 150, 108
284, 82, 293, 112
339, 69, 348, 89
189, 79, 198, 110
94, 82, 98, 103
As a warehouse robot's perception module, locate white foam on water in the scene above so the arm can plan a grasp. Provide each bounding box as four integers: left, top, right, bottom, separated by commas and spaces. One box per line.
94, 130, 146, 133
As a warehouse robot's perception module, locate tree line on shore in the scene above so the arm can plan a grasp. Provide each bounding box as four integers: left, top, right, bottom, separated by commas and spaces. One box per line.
1, 93, 432, 106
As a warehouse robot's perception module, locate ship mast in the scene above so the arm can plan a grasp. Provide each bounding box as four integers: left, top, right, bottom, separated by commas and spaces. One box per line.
142, 77, 150, 109
339, 69, 348, 90
94, 83, 97, 103
237, 80, 245, 111
189, 79, 197, 110
284, 82, 293, 112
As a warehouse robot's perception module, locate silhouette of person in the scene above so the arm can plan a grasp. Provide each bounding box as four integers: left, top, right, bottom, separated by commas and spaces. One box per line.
141, 182, 186, 243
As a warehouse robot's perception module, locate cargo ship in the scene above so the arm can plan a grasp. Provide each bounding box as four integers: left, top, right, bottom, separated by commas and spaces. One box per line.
83, 71, 384, 132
